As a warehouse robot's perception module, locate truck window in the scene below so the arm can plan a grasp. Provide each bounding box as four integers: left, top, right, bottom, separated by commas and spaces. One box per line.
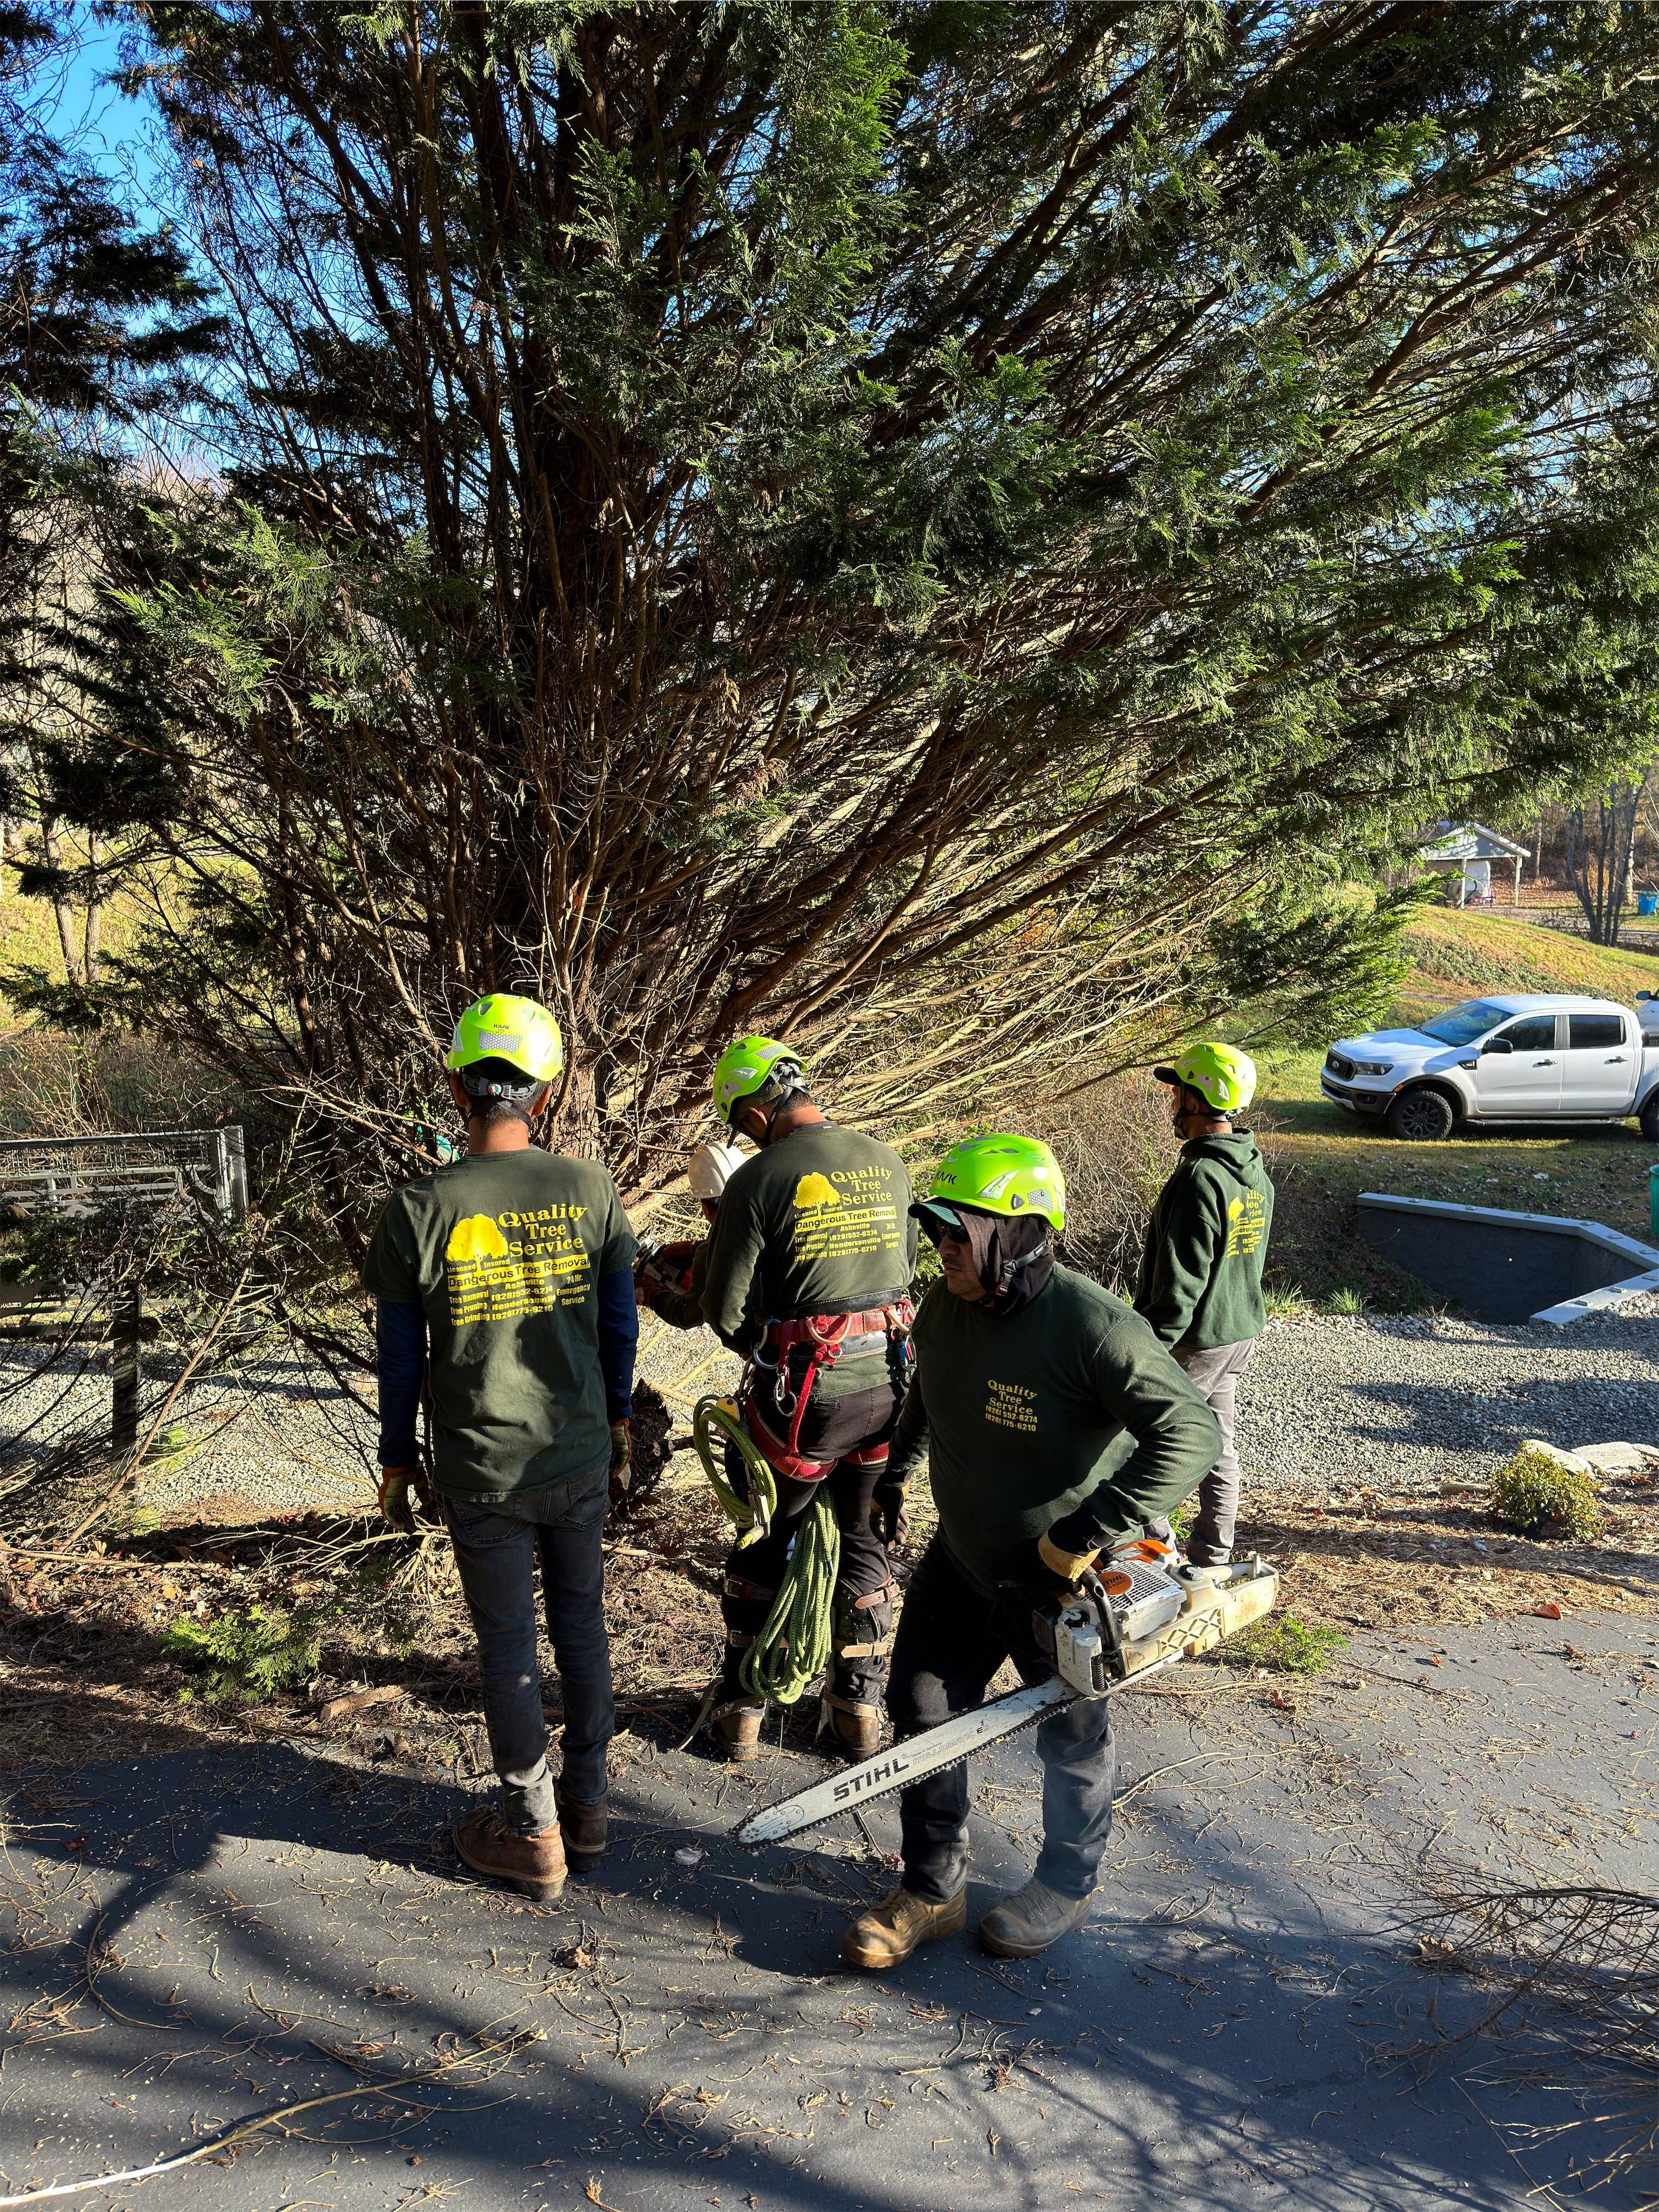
1495, 1015, 1558, 1053
1568, 1013, 1625, 1049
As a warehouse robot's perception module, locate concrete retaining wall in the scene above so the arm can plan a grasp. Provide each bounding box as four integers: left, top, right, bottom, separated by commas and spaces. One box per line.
1356, 1192, 1659, 1325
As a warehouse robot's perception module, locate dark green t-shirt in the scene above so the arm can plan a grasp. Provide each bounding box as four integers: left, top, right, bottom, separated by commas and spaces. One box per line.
1134, 1131, 1274, 1351
362, 1149, 636, 1499
887, 1265, 1219, 1596
699, 1123, 917, 1397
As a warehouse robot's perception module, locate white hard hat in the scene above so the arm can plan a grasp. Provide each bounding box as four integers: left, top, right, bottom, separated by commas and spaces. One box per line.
687, 1140, 745, 1201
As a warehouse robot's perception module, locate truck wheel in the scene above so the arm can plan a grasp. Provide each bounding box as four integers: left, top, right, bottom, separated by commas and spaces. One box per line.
1385, 1088, 1456, 1142
1641, 1094, 1659, 1145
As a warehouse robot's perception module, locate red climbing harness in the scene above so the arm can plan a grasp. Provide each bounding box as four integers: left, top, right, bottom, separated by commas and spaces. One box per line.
742, 1299, 914, 1482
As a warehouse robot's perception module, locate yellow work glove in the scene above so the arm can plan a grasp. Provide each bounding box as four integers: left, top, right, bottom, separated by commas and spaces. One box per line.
607, 1419, 632, 1511
1037, 1528, 1101, 1587
378, 1464, 436, 1535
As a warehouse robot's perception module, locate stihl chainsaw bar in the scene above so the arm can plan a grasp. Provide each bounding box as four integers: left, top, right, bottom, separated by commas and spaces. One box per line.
732, 1556, 1277, 1849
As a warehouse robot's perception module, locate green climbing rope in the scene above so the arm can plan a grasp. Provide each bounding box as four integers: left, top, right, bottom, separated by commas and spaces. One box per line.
691, 1396, 776, 1547
739, 1491, 840, 1707
690, 1393, 841, 1708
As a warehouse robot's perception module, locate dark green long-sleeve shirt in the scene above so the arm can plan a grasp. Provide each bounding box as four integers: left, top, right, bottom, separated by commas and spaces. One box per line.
886, 1266, 1220, 1597
1135, 1131, 1274, 1351
700, 1122, 916, 1397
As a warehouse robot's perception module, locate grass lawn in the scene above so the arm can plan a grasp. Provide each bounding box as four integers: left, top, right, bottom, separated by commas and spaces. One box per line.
1251, 906, 1659, 1310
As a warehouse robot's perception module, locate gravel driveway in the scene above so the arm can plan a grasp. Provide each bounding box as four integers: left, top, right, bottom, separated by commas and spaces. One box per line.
1240, 1305, 1659, 1493
4, 1298, 1654, 1524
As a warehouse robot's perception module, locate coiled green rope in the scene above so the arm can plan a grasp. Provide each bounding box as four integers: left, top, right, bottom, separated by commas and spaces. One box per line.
691, 1396, 776, 1548
691, 1393, 841, 1708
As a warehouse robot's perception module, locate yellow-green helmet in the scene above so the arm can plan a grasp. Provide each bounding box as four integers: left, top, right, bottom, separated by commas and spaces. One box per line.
713, 1034, 805, 1126
915, 1134, 1065, 1232
446, 992, 564, 1085
1152, 1040, 1256, 1114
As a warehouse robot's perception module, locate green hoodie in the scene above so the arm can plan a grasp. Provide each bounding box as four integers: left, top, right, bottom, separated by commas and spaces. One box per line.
1134, 1130, 1274, 1351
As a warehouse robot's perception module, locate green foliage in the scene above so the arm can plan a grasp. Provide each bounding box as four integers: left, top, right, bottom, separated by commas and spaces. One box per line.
20, 2, 1659, 1230
1222, 1617, 1347, 1676
1491, 1446, 1604, 1543
159, 1603, 326, 1706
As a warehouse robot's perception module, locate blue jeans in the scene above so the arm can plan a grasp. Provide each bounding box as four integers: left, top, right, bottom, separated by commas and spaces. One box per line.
888, 1537, 1115, 1903
444, 1460, 613, 1834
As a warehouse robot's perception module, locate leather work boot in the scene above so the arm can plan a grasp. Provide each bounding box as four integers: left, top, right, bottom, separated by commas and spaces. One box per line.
453, 1806, 566, 1902
842, 1885, 966, 1970
978, 1878, 1093, 1958
821, 1693, 882, 1760
711, 1695, 766, 1761
556, 1786, 608, 1861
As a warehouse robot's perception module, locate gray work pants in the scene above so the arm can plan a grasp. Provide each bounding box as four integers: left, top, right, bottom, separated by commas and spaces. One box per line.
443, 1460, 614, 1834
1164, 1336, 1255, 1565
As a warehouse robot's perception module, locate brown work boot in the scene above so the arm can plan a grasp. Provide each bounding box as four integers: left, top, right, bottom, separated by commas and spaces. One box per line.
711, 1696, 766, 1761
821, 1692, 882, 1761
556, 1786, 608, 1861
978, 1878, 1092, 1958
842, 1884, 966, 1970
453, 1806, 566, 1901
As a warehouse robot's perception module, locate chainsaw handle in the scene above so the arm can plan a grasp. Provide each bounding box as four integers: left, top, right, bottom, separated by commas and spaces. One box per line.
1078, 1567, 1123, 1685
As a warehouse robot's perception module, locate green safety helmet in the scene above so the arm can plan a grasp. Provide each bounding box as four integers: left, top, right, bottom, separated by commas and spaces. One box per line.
914, 1134, 1066, 1233
1151, 1040, 1256, 1114
712, 1034, 805, 1126
446, 992, 565, 1085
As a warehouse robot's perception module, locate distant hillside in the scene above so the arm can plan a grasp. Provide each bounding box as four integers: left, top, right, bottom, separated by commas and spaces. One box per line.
1394, 906, 1658, 1024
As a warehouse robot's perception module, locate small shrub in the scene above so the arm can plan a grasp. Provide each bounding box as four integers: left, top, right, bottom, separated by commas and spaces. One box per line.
1491, 1444, 1603, 1542
1221, 1615, 1347, 1675
1327, 1286, 1369, 1316
159, 1603, 325, 1705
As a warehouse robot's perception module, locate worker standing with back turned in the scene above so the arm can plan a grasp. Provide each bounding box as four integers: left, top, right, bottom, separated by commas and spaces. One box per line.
699, 1038, 917, 1762
1140, 1044, 1274, 1576
364, 993, 638, 1905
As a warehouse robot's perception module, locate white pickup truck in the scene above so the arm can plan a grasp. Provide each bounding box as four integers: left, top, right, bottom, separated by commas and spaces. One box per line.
1321, 993, 1659, 1141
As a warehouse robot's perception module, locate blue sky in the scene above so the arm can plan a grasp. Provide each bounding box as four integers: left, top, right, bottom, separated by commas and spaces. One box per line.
38, 7, 166, 211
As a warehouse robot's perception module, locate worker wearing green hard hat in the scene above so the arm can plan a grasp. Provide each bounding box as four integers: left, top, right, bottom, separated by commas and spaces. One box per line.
840, 1133, 1218, 1974
1141, 1040, 1275, 1575
363, 990, 638, 1906
699, 1033, 918, 1763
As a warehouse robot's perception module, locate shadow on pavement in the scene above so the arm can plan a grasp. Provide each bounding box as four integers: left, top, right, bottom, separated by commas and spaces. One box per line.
5, 1611, 1651, 2211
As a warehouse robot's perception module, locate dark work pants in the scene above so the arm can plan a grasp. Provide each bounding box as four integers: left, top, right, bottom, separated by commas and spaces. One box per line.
888, 1537, 1115, 1905
444, 1460, 613, 1833
720, 1377, 899, 1700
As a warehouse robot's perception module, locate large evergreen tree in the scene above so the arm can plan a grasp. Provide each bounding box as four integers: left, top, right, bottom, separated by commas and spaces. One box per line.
0, 4, 219, 986
79, 2, 1659, 1200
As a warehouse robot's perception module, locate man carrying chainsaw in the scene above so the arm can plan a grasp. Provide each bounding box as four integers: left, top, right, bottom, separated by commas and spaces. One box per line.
840, 1135, 1219, 1968
1140, 1043, 1274, 1575
363, 993, 638, 1905
635, 1140, 746, 1328
699, 1037, 917, 1761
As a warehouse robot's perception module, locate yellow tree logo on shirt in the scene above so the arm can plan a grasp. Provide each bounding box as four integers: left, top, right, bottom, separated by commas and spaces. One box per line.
793, 1173, 841, 1209
446, 1214, 510, 1262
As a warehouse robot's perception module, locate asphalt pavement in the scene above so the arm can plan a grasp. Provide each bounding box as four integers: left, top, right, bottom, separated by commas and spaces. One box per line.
2, 1610, 1653, 2211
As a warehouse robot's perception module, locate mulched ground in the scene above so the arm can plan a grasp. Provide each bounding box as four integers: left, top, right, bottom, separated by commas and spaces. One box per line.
2, 1444, 1654, 1775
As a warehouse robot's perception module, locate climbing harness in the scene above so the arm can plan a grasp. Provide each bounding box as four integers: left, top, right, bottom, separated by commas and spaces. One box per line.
689, 1301, 910, 1714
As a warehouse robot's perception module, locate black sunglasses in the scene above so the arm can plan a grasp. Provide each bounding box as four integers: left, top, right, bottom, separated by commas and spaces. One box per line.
921, 1208, 972, 1247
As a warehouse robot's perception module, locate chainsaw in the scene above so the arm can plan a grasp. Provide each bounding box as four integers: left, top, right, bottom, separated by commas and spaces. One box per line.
732, 1551, 1278, 1847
